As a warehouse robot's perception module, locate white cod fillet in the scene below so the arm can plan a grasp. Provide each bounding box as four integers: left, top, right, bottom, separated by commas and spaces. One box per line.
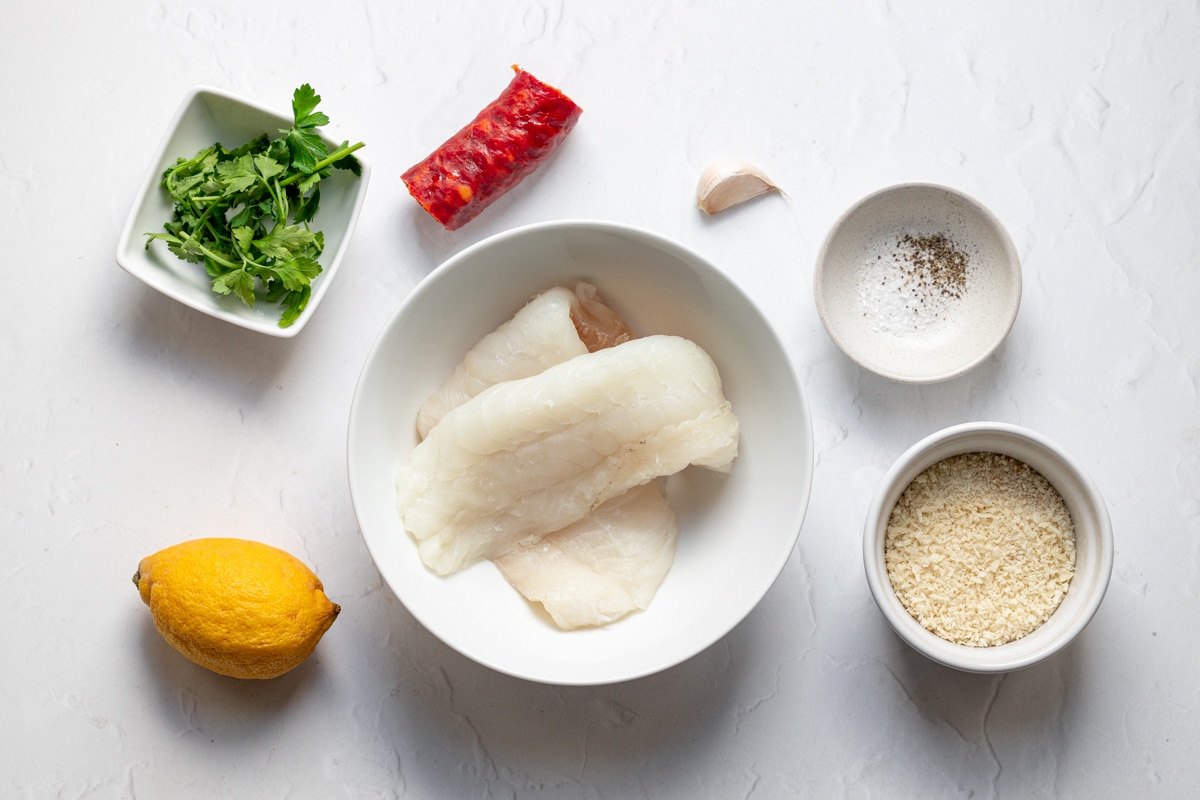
415, 283, 631, 438
396, 334, 739, 576
493, 481, 677, 629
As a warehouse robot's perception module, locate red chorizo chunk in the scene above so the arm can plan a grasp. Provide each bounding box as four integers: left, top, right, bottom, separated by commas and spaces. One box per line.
402, 67, 583, 231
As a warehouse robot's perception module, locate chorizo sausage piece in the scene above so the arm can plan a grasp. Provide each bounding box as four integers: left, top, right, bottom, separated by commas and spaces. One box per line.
402, 67, 583, 231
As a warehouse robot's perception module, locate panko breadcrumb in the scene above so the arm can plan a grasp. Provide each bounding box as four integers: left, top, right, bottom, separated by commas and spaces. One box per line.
884, 452, 1075, 647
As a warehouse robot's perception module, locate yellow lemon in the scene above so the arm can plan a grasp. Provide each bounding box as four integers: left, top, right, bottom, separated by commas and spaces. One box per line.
134, 537, 340, 679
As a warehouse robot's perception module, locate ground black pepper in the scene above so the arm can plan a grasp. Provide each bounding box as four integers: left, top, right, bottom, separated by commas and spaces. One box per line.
894, 232, 970, 304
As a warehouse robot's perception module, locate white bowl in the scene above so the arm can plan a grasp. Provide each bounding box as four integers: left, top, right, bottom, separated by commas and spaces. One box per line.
348, 220, 814, 685
863, 422, 1113, 673
116, 85, 370, 338
814, 183, 1021, 383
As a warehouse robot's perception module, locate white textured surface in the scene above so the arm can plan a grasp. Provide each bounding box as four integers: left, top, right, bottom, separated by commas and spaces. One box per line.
2, 0, 1197, 796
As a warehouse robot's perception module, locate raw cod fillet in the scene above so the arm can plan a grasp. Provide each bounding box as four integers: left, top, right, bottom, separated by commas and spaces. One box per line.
493, 481, 678, 630
415, 282, 632, 438
396, 334, 739, 576
409, 284, 679, 628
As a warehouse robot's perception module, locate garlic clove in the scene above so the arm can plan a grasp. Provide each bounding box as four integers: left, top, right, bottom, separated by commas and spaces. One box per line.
695, 160, 782, 215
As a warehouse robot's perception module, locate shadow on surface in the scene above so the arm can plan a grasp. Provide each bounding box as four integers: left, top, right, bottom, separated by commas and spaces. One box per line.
110, 283, 302, 402
136, 618, 327, 744
368, 586, 755, 797
886, 628, 1079, 743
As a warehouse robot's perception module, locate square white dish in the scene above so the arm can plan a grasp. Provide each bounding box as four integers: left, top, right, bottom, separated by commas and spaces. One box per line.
115, 85, 370, 338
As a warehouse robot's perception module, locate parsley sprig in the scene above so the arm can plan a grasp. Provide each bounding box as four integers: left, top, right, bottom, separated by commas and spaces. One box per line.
146, 85, 365, 328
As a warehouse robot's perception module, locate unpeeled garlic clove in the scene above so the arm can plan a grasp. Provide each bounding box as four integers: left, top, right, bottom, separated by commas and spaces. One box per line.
695, 160, 782, 215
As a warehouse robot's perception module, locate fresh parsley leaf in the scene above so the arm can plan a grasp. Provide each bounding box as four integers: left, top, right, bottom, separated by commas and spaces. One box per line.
145, 85, 365, 328
213, 269, 257, 307
278, 286, 311, 329
228, 133, 270, 159
254, 154, 285, 181
217, 155, 260, 196
268, 256, 322, 292
231, 225, 256, 252
293, 185, 320, 225
285, 127, 327, 174
253, 224, 317, 260
291, 84, 322, 125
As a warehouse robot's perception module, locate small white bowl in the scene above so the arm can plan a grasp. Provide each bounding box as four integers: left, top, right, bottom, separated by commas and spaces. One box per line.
348, 220, 814, 685
863, 422, 1113, 673
116, 86, 370, 337
814, 183, 1021, 383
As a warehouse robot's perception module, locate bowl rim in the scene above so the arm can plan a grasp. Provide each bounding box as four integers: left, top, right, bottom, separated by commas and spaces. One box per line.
347, 217, 815, 685
813, 181, 1022, 384
115, 84, 371, 338
862, 421, 1113, 673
